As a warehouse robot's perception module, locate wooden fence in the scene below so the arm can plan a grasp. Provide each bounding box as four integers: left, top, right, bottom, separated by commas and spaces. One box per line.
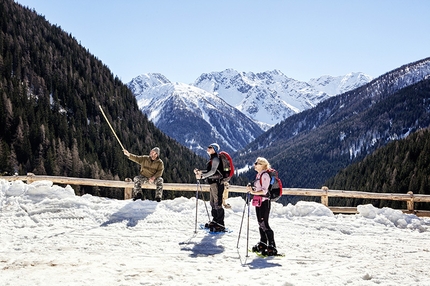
2, 173, 430, 217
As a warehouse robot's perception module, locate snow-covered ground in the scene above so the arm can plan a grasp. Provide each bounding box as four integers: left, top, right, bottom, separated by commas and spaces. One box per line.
1, 179, 430, 285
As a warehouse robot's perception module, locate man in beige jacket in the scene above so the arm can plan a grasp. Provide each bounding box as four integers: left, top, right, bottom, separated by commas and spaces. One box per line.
123, 147, 164, 202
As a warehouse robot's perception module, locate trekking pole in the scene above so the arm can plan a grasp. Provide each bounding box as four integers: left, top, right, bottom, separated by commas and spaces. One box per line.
198, 180, 211, 222
194, 180, 200, 234
99, 105, 125, 150
236, 191, 249, 248
246, 191, 251, 257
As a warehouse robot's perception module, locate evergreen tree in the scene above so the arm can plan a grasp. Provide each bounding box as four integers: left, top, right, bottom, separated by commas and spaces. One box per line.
0, 0, 205, 199
325, 128, 430, 210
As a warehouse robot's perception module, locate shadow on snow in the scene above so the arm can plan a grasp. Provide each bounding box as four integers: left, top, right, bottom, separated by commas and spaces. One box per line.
100, 200, 157, 227
179, 232, 226, 257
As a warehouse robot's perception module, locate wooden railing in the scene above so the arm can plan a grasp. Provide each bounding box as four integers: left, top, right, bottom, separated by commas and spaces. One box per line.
2, 173, 430, 216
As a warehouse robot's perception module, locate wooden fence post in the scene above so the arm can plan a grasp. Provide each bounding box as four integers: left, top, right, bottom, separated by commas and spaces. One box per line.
124, 178, 133, 200
27, 172, 35, 184
407, 191, 415, 213
321, 186, 329, 206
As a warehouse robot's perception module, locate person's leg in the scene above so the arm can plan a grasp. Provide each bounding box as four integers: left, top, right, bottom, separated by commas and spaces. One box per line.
206, 183, 217, 227
154, 177, 163, 202
133, 175, 145, 200
214, 208, 225, 227
215, 182, 225, 227
252, 206, 267, 252
133, 175, 151, 200
207, 182, 225, 231
209, 183, 217, 210
260, 200, 277, 255
261, 200, 275, 246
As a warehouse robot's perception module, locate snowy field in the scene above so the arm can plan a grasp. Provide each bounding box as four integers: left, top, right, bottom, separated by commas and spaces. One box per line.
1, 179, 430, 286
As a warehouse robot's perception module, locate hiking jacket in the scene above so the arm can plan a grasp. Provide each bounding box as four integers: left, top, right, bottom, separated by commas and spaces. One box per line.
128, 154, 164, 179
200, 153, 222, 183
253, 170, 271, 203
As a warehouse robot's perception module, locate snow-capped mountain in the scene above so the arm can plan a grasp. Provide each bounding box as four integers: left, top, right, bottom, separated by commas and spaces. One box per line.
236, 57, 430, 188
128, 70, 372, 156
128, 74, 263, 156
308, 72, 373, 95
128, 73, 171, 106
194, 69, 372, 128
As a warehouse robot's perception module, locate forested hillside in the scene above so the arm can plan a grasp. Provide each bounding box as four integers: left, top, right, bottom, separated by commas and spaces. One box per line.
325, 127, 430, 210
0, 0, 205, 198
236, 59, 430, 189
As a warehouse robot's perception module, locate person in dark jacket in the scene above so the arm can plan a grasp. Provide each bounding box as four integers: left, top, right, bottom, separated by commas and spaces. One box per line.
194, 143, 225, 232
123, 147, 164, 202
246, 157, 278, 256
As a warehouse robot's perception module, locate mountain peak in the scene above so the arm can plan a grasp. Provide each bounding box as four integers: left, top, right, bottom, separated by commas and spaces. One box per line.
308, 72, 373, 96
127, 70, 372, 156
127, 75, 264, 156
128, 73, 171, 94
193, 69, 372, 127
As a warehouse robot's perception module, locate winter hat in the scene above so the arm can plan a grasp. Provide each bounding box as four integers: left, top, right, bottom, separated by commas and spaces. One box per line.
151, 147, 160, 156
208, 143, 220, 153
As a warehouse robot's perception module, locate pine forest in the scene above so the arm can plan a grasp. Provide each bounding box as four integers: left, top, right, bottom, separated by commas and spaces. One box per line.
0, 0, 205, 199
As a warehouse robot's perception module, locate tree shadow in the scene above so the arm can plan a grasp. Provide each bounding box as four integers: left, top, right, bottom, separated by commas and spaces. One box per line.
100, 200, 157, 227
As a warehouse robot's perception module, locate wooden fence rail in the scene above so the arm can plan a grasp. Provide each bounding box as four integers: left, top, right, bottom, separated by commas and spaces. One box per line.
2, 173, 430, 217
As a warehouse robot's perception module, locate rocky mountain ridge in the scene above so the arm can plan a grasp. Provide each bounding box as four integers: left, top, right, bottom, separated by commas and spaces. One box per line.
128, 70, 371, 156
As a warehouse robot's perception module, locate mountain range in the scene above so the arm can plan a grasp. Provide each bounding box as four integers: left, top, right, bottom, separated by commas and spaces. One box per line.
128, 74, 262, 156
129, 57, 430, 190
128, 70, 372, 156
237, 57, 430, 190
194, 69, 372, 127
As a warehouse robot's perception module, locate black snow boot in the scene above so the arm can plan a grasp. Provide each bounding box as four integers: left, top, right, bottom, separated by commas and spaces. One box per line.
262, 244, 278, 256
133, 192, 143, 201
252, 242, 267, 253
205, 221, 216, 228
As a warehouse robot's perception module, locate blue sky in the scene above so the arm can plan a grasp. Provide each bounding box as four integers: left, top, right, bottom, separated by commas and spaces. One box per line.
15, 0, 430, 84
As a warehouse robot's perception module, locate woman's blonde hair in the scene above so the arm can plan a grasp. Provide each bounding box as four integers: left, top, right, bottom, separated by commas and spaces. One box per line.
255, 157, 271, 170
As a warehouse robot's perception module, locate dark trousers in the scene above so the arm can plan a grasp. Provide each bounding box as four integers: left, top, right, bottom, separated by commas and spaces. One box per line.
209, 181, 225, 226
255, 199, 275, 247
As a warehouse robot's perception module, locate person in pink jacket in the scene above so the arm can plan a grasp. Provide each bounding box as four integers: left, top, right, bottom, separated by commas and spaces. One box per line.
246, 157, 277, 256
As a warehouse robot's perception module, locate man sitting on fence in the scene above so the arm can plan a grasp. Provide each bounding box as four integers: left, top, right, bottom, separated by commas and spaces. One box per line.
123, 147, 164, 202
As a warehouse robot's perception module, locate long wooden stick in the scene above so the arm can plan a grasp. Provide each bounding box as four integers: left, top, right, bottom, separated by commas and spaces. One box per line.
99, 105, 125, 150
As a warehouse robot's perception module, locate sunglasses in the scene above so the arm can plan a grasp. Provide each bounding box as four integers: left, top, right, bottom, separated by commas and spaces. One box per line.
254, 162, 261, 165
